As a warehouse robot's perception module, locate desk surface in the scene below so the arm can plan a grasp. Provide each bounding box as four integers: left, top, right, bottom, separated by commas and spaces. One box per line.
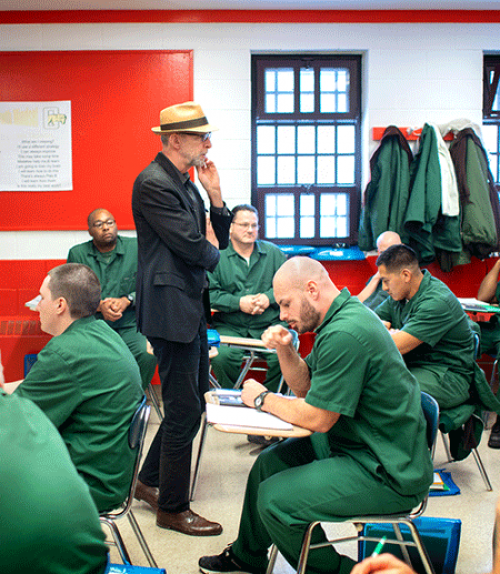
459, 298, 500, 322
219, 335, 269, 348
205, 390, 312, 438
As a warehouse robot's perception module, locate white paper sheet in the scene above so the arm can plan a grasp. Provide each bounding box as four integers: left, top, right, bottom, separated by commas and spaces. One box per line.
206, 403, 294, 431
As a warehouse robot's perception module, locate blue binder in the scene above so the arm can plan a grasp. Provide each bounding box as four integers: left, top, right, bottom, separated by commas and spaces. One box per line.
359, 517, 461, 574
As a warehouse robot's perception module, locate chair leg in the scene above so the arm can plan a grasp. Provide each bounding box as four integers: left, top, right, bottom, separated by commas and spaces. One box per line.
392, 523, 412, 565
209, 372, 221, 389
440, 431, 452, 463
147, 383, 163, 420
472, 447, 493, 491
190, 413, 209, 501
296, 521, 321, 574
404, 520, 436, 574
265, 544, 279, 574
100, 516, 132, 565
127, 509, 159, 568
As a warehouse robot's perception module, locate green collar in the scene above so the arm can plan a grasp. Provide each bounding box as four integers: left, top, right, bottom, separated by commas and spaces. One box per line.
316, 288, 351, 335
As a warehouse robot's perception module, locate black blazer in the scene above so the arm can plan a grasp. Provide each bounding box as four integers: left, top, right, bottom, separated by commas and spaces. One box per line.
132, 152, 231, 343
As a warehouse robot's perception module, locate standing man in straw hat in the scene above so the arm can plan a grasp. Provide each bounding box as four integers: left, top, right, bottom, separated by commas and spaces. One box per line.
132, 102, 231, 536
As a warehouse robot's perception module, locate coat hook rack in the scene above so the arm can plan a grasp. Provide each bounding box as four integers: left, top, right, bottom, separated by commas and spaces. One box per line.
372, 127, 454, 141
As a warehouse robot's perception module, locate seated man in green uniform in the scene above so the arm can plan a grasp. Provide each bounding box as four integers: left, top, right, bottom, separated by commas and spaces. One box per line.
477, 258, 500, 448
0, 363, 109, 574
199, 256, 433, 574
11, 263, 143, 513
357, 230, 401, 310
374, 244, 474, 410
208, 204, 287, 392
67, 208, 157, 390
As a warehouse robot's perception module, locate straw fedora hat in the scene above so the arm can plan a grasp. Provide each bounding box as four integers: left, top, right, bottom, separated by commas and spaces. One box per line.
152, 101, 218, 134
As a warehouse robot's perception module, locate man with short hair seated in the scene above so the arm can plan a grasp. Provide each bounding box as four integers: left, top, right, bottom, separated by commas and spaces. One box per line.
68, 208, 157, 390
9, 263, 143, 513
0, 365, 109, 574
199, 257, 433, 574
374, 243, 474, 409
208, 204, 287, 392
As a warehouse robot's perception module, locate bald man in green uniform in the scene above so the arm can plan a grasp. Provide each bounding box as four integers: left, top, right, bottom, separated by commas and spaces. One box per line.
68, 208, 157, 390
0, 382, 108, 573
374, 244, 474, 409
199, 257, 433, 574
13, 263, 143, 513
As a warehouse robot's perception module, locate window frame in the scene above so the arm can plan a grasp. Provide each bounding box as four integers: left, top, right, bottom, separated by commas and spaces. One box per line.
483, 55, 500, 191
251, 54, 362, 246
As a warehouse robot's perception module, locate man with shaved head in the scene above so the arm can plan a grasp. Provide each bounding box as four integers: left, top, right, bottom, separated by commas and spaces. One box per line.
357, 230, 401, 310
200, 256, 433, 574
68, 208, 156, 389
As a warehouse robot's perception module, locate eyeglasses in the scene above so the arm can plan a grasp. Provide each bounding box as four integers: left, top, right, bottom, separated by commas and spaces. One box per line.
178, 132, 211, 142
92, 219, 115, 229
233, 222, 259, 230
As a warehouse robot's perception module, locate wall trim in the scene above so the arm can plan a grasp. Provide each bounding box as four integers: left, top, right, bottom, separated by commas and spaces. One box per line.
1, 10, 500, 25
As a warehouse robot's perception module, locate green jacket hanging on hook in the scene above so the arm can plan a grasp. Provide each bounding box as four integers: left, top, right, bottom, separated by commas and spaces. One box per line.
358, 126, 412, 252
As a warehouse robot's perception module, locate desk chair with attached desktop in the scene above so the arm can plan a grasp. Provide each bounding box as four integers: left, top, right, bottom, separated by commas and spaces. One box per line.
265, 392, 439, 574
191, 331, 299, 500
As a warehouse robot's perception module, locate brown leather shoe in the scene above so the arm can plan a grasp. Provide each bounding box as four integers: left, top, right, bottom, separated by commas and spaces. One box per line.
134, 480, 159, 511
157, 508, 222, 536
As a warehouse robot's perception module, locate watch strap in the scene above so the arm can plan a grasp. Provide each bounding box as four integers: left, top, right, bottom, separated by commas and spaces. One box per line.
255, 390, 271, 412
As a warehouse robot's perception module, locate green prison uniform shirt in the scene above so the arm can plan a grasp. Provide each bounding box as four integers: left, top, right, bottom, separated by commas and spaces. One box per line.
68, 236, 157, 389
16, 315, 143, 513
208, 240, 287, 389
67, 236, 138, 330
374, 269, 473, 409
305, 289, 433, 497
208, 239, 287, 335
0, 391, 108, 574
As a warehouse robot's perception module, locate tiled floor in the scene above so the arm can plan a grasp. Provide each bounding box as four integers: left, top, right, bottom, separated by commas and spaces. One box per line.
108, 407, 499, 574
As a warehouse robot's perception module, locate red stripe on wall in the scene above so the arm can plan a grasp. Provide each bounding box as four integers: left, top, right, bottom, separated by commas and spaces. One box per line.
1, 10, 500, 25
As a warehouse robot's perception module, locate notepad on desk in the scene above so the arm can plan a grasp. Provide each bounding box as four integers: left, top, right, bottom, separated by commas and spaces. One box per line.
206, 402, 294, 431
458, 298, 500, 313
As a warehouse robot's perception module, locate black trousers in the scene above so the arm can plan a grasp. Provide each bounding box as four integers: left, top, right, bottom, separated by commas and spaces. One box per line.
138, 319, 209, 512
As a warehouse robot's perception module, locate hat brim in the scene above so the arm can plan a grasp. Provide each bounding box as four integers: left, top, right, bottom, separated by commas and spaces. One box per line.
151, 123, 218, 134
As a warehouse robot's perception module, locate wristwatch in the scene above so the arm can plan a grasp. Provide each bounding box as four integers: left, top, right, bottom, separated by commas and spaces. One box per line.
126, 294, 134, 306
254, 390, 271, 412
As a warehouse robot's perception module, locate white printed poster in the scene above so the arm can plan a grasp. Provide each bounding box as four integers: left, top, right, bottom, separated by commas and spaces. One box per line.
0, 101, 72, 191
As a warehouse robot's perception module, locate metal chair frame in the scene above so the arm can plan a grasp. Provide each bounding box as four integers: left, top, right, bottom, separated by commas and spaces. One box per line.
147, 382, 164, 421
265, 392, 439, 574
439, 332, 493, 491
100, 396, 158, 568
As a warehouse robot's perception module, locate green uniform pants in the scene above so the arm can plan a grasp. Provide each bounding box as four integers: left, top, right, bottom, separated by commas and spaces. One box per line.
117, 326, 157, 390
210, 325, 283, 392
409, 366, 471, 409
231, 436, 424, 574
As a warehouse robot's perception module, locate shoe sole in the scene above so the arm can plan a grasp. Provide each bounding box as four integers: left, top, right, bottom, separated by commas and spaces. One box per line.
157, 521, 222, 536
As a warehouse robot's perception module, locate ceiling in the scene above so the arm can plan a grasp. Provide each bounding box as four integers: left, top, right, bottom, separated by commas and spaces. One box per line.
2, 0, 500, 10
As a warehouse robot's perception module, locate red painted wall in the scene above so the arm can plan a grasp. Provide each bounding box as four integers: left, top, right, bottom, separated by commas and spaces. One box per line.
0, 50, 193, 231
1, 256, 495, 382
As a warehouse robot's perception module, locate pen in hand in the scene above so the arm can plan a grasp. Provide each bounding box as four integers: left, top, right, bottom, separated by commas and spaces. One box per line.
370, 536, 387, 557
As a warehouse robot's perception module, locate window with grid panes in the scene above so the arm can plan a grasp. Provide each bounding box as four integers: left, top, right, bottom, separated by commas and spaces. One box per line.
483, 55, 500, 194
251, 55, 361, 246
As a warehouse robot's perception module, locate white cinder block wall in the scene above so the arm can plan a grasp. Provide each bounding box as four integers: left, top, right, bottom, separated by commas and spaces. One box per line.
0, 20, 497, 259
